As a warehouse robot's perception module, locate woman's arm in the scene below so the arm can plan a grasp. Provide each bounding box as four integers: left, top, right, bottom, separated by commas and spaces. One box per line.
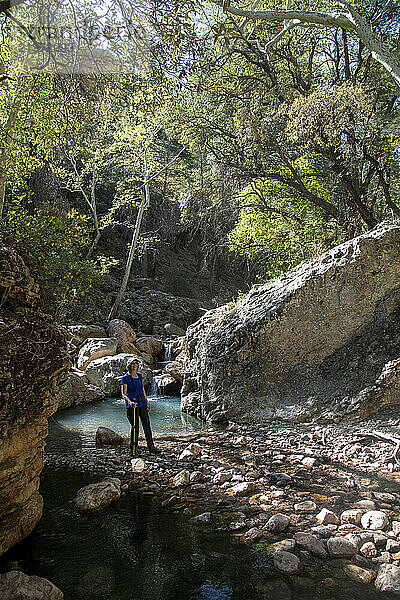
121, 383, 133, 406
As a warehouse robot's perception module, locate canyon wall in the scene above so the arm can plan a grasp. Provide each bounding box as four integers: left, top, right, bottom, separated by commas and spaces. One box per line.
0, 244, 69, 556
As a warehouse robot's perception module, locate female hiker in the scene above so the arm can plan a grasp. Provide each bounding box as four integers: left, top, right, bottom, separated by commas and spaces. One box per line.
121, 359, 160, 456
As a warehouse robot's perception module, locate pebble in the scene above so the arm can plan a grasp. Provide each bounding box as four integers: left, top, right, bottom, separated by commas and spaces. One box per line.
172, 470, 190, 487
360, 541, 378, 558
316, 508, 339, 525
265, 513, 290, 533
192, 512, 211, 524
341, 509, 362, 524
230, 482, 255, 497
361, 510, 389, 531
294, 501, 317, 514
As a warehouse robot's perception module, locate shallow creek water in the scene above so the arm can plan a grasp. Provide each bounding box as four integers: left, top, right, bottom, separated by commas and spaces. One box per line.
0, 397, 395, 600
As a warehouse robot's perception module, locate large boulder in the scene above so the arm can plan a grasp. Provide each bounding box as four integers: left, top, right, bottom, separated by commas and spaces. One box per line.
55, 370, 105, 410
77, 337, 117, 371
85, 354, 152, 395
74, 478, 121, 511
0, 571, 63, 600
135, 336, 163, 358
181, 222, 400, 423
165, 352, 185, 383
107, 319, 136, 352
0, 244, 69, 556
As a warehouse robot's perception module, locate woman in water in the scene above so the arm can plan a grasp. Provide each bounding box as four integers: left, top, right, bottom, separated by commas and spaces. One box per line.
121, 359, 160, 456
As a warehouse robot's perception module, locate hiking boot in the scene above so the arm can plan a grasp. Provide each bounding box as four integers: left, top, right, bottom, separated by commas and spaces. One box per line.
149, 446, 161, 455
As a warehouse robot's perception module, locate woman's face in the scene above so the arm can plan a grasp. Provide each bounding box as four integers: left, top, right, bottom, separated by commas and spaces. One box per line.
129, 361, 139, 373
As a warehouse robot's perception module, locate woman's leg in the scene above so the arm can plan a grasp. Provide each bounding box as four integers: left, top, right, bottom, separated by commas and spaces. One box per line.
138, 406, 155, 450
126, 407, 139, 451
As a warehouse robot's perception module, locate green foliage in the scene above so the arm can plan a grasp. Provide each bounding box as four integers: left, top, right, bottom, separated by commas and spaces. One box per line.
3, 198, 115, 312
228, 167, 340, 279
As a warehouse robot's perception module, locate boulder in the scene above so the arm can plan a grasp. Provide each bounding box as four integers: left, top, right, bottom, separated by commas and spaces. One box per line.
293, 532, 328, 557
165, 354, 185, 383
107, 319, 136, 352
156, 374, 182, 396
55, 371, 105, 410
375, 564, 400, 593
0, 571, 63, 600
273, 551, 300, 574
135, 336, 163, 358
95, 427, 124, 446
85, 354, 152, 395
0, 244, 69, 556
180, 222, 400, 423
77, 337, 117, 371
164, 323, 186, 336
327, 537, 357, 557
74, 478, 121, 511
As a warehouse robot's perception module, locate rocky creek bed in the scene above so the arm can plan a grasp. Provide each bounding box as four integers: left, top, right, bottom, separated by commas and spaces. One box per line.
4, 405, 400, 598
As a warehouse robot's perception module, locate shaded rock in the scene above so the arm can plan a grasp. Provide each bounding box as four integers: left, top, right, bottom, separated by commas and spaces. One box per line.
74, 479, 121, 511
343, 564, 375, 584
0, 571, 63, 600
135, 336, 163, 358
327, 537, 357, 557
77, 338, 117, 371
213, 472, 232, 484
156, 373, 182, 396
180, 223, 400, 423
242, 527, 264, 544
55, 371, 105, 410
67, 324, 107, 345
164, 323, 186, 336
293, 532, 328, 557
265, 513, 290, 533
375, 564, 400, 593
95, 427, 123, 447
190, 471, 204, 483
107, 319, 136, 352
268, 540, 296, 554
361, 510, 389, 531
273, 551, 300, 574
164, 354, 185, 383
85, 354, 152, 394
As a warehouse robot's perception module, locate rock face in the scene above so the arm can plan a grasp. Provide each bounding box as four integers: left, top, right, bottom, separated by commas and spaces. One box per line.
107, 319, 136, 352
0, 244, 69, 556
181, 222, 400, 423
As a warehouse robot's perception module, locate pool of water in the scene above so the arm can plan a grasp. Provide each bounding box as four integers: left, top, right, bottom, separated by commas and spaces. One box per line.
46, 395, 202, 453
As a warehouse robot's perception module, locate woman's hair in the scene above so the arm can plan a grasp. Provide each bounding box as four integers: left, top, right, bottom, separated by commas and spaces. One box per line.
127, 359, 140, 372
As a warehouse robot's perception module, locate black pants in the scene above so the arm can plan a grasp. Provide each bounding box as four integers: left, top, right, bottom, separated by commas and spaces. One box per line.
126, 405, 155, 450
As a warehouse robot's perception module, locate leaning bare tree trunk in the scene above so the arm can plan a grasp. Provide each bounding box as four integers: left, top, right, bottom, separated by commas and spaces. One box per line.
108, 153, 150, 321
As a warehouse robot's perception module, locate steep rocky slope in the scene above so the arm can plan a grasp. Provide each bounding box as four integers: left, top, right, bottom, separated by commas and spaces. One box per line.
181, 221, 400, 424
0, 244, 69, 556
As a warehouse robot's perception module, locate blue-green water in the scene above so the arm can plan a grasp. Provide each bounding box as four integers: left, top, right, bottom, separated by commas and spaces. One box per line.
46, 396, 202, 453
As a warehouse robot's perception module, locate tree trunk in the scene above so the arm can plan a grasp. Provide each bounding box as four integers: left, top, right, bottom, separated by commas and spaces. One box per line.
107, 153, 150, 321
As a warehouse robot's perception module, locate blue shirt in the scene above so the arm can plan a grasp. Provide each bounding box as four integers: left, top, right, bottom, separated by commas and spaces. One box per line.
121, 372, 146, 408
